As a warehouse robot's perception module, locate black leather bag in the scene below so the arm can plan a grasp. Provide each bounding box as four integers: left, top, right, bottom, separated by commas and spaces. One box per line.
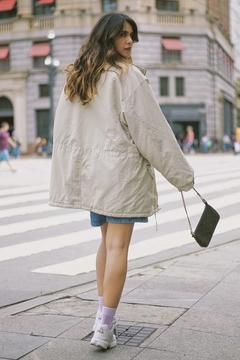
181, 188, 220, 248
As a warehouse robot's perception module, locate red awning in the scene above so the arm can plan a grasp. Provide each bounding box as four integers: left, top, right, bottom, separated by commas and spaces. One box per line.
29, 43, 50, 57
162, 39, 185, 51
0, 0, 17, 11
38, 0, 54, 4
0, 46, 9, 59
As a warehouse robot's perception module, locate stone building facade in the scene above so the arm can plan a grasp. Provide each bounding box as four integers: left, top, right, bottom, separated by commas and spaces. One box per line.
0, 0, 236, 153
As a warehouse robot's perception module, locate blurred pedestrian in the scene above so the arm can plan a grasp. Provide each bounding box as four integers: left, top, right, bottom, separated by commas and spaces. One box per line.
11, 131, 23, 158
33, 137, 48, 157
222, 134, 231, 152
49, 12, 194, 350
184, 126, 195, 154
234, 126, 240, 155
0, 122, 17, 173
200, 134, 209, 153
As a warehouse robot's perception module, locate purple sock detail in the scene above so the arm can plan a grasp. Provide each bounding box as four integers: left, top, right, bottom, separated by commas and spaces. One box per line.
98, 296, 103, 312
101, 306, 117, 329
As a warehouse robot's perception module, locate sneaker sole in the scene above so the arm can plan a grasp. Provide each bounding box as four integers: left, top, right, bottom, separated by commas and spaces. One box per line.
90, 337, 117, 349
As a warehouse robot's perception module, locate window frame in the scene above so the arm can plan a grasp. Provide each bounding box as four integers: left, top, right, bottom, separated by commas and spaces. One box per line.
159, 76, 169, 96
32, 0, 55, 16
162, 48, 181, 63
175, 77, 185, 97
102, 0, 117, 12
156, 0, 179, 12
39, 84, 50, 98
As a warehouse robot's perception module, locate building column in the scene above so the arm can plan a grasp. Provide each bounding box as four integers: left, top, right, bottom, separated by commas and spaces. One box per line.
13, 89, 28, 153
18, 0, 32, 17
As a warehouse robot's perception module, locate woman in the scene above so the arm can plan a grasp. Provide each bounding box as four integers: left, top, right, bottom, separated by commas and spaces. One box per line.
49, 13, 194, 350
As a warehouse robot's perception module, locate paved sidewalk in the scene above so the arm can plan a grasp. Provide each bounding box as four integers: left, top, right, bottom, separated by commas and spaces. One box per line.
1, 239, 240, 360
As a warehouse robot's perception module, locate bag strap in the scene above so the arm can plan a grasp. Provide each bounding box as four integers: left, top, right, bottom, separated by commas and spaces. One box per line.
181, 187, 208, 235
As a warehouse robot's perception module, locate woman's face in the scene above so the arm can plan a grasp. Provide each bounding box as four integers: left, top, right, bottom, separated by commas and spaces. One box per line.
113, 22, 134, 58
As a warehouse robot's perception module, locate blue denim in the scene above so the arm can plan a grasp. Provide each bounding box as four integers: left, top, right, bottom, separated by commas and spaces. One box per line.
90, 211, 148, 227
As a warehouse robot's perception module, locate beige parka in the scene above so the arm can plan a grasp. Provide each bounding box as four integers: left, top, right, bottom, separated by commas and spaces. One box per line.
49, 64, 194, 217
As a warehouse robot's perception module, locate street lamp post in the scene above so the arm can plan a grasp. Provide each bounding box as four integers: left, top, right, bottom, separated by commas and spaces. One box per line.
44, 30, 59, 155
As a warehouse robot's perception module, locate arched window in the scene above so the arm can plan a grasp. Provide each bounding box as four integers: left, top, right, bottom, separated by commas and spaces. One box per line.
0, 96, 13, 111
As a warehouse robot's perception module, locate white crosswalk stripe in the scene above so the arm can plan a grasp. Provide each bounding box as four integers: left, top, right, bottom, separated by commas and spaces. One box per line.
0, 155, 239, 280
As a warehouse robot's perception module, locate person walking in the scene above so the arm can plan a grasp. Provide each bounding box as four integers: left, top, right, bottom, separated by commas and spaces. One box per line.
49, 13, 194, 350
184, 126, 195, 154
0, 122, 17, 173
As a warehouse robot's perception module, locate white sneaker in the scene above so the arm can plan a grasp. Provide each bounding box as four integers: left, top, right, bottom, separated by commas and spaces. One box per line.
92, 310, 117, 332
90, 323, 117, 349
92, 309, 101, 331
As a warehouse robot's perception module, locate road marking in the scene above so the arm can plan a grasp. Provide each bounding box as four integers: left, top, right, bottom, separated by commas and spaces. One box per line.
0, 192, 49, 206
32, 213, 240, 276
0, 193, 237, 262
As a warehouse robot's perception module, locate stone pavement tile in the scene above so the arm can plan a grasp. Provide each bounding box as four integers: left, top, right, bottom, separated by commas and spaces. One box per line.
193, 281, 240, 317
117, 302, 185, 326
171, 308, 240, 337
0, 314, 82, 338
149, 327, 240, 359
20, 338, 142, 360
173, 250, 239, 272
154, 263, 228, 282
222, 264, 240, 285
58, 318, 94, 340
132, 348, 184, 360
121, 276, 209, 308
0, 331, 50, 359
25, 297, 97, 318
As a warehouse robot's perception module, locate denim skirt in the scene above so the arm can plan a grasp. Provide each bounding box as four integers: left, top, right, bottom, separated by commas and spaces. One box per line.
90, 211, 148, 227
0, 149, 9, 161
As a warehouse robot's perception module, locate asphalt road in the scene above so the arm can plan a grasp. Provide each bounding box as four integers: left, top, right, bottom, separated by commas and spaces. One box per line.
0, 153, 239, 309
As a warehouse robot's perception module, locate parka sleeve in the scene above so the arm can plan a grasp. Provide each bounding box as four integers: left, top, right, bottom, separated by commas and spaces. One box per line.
123, 79, 194, 191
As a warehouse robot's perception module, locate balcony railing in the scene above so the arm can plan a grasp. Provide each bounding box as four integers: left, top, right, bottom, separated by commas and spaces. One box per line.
157, 13, 184, 25
29, 17, 54, 30
0, 20, 14, 32
0, 12, 210, 34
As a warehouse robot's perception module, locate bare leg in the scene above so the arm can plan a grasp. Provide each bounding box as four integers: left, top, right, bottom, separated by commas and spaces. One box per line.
6, 160, 16, 173
96, 223, 108, 297
103, 223, 134, 308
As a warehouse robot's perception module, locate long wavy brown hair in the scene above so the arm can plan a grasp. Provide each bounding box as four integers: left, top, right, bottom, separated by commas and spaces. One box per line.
64, 13, 139, 105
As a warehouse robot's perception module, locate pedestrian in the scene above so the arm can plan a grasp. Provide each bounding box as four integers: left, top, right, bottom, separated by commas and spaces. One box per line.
184, 126, 195, 154
11, 131, 23, 158
222, 134, 231, 152
200, 133, 209, 153
234, 125, 240, 155
49, 13, 194, 350
33, 137, 48, 157
0, 122, 17, 173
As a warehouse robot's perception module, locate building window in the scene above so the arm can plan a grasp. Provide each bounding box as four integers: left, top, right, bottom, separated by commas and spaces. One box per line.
161, 38, 184, 63
39, 84, 50, 97
29, 42, 50, 69
102, 0, 117, 11
162, 49, 181, 63
36, 109, 49, 139
0, 46, 10, 71
159, 77, 169, 96
0, 0, 17, 19
175, 77, 184, 96
33, 0, 55, 16
156, 0, 179, 11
